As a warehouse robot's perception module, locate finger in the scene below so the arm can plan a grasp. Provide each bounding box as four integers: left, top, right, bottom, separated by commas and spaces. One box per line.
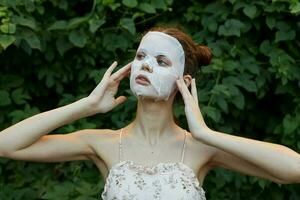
176, 78, 192, 103
114, 96, 127, 106
112, 62, 132, 78
191, 78, 199, 103
92, 61, 118, 94
111, 62, 132, 82
176, 79, 183, 94
179, 77, 193, 100
103, 61, 118, 79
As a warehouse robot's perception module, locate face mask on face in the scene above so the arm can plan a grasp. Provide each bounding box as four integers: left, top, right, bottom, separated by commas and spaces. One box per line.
130, 31, 185, 101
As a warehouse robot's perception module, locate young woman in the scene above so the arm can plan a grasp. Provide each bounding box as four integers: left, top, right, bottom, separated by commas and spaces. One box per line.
0, 27, 299, 200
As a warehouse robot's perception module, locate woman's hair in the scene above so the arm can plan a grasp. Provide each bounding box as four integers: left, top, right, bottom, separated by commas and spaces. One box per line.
145, 26, 212, 77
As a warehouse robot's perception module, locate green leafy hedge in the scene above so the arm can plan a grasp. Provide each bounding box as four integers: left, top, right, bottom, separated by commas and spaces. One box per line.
0, 0, 300, 199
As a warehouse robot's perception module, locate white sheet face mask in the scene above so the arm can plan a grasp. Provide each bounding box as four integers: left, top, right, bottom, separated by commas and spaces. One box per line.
130, 31, 185, 101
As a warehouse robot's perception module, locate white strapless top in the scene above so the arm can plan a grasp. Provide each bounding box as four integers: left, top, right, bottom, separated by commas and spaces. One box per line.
101, 129, 206, 200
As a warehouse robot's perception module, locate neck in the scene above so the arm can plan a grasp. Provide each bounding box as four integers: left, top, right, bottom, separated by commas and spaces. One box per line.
130, 94, 178, 146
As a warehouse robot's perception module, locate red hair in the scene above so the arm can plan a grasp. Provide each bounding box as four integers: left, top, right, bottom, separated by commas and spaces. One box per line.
145, 26, 212, 77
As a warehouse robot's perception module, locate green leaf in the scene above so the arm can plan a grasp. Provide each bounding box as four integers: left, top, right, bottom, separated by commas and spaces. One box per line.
204, 20, 216, 32
11, 88, 31, 105
223, 60, 239, 72
0, 23, 16, 34
151, 0, 167, 10
238, 76, 257, 92
165, 0, 173, 5
240, 56, 260, 75
0, 35, 15, 49
223, 76, 242, 87
275, 21, 290, 31
67, 16, 90, 29
36, 5, 45, 14
218, 19, 245, 37
211, 85, 230, 97
11, 15, 37, 30
266, 16, 276, 29
275, 30, 296, 42
231, 93, 245, 109
122, 0, 137, 8
68, 30, 88, 48
283, 115, 298, 134
24, 0, 35, 12
47, 20, 68, 31
290, 2, 300, 14
259, 40, 272, 55
24, 32, 41, 50
139, 3, 156, 14
119, 18, 136, 35
0, 90, 11, 106
88, 17, 105, 33
102, 32, 131, 52
215, 96, 228, 113
224, 83, 240, 96
59, 0, 68, 10
56, 36, 73, 56
243, 5, 257, 19
202, 106, 221, 122
0, 74, 24, 89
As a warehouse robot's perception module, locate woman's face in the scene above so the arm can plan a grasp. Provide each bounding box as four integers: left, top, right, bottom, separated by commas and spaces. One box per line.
130, 31, 185, 101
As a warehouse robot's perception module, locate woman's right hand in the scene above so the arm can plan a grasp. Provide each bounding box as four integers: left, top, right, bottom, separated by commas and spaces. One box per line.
87, 61, 132, 114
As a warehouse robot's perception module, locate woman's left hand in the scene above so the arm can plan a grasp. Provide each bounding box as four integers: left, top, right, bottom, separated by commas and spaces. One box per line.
176, 77, 210, 139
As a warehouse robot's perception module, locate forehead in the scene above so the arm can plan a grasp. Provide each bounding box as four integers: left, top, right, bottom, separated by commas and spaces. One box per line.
137, 33, 182, 60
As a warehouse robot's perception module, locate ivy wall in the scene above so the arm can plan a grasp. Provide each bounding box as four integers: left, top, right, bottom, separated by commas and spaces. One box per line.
0, 0, 300, 199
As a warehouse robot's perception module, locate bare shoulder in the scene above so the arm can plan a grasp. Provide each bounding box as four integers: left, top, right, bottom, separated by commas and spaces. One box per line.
70, 128, 121, 178
185, 131, 217, 158
77, 128, 121, 164
76, 128, 118, 142
185, 131, 218, 168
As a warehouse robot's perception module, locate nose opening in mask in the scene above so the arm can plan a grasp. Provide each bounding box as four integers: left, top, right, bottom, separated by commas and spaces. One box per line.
140, 57, 156, 72
141, 62, 153, 73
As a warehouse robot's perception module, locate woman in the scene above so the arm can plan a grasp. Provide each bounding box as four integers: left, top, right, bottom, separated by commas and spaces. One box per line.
0, 27, 299, 200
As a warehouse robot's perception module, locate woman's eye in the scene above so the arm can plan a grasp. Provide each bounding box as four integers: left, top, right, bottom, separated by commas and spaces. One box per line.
157, 59, 168, 66
136, 53, 145, 60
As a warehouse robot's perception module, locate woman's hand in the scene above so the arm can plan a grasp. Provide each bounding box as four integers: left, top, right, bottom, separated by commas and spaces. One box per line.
87, 61, 132, 114
176, 77, 210, 139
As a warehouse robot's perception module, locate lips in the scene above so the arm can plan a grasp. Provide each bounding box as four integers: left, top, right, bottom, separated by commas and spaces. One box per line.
135, 74, 151, 85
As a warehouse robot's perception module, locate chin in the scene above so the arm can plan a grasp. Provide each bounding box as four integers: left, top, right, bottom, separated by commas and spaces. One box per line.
136, 94, 172, 102
130, 85, 175, 102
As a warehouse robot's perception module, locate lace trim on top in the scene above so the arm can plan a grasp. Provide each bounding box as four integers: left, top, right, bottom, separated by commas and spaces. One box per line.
101, 160, 206, 200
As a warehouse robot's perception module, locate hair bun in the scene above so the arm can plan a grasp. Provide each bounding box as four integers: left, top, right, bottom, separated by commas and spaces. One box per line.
196, 45, 212, 66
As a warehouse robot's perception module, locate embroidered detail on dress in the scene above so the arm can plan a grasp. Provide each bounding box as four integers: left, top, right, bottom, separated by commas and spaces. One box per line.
101, 160, 206, 200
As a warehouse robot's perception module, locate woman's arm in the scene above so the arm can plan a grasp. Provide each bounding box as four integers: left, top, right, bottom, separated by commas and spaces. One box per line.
176, 77, 300, 184
0, 129, 95, 162
200, 129, 300, 184
0, 97, 94, 153
0, 61, 131, 160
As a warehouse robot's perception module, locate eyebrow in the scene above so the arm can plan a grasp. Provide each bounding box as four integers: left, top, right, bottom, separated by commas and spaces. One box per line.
137, 48, 148, 54
138, 48, 169, 58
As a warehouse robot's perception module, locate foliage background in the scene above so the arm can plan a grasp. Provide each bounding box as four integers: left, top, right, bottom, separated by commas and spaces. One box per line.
0, 0, 300, 199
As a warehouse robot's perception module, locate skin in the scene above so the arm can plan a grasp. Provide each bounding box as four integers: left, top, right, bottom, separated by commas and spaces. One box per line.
0, 57, 300, 189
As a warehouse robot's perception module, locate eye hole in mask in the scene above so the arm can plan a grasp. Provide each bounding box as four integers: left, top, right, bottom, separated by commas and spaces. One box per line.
135, 51, 172, 67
